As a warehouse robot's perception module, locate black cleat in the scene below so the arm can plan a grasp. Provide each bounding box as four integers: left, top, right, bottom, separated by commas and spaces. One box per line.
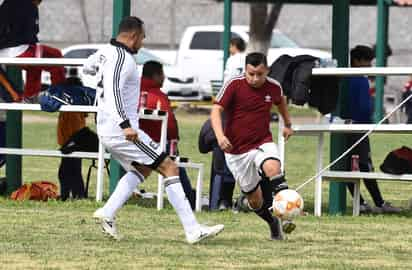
269, 216, 284, 240
282, 220, 296, 234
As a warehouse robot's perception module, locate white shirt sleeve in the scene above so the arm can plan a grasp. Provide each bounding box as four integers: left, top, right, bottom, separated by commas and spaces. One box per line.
223, 53, 245, 84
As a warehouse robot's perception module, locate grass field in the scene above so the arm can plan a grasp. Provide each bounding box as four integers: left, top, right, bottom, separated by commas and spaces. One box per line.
1, 110, 412, 269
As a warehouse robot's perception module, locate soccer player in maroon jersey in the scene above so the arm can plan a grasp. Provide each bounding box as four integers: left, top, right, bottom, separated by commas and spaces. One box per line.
211, 52, 294, 240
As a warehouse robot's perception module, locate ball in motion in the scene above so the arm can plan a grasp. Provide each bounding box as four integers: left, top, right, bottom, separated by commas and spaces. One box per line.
272, 189, 304, 220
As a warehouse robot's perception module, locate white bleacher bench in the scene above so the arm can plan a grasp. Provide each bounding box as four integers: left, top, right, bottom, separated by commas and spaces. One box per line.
159, 156, 204, 212
322, 171, 412, 216
277, 122, 412, 216
0, 147, 111, 159
0, 102, 206, 211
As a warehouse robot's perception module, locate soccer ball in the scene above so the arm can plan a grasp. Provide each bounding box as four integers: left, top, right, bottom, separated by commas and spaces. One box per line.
272, 189, 304, 220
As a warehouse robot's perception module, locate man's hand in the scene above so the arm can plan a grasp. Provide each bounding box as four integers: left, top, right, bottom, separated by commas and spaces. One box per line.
282, 126, 294, 141
217, 135, 233, 152
123, 127, 139, 142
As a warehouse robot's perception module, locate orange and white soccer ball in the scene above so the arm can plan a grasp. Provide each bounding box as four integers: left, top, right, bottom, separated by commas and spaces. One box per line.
272, 189, 304, 220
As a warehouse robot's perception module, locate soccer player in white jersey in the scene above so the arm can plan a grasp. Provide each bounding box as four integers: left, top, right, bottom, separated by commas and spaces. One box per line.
84, 16, 223, 244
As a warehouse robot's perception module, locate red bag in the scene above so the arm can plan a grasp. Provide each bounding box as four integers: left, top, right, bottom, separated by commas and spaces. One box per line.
11, 181, 58, 201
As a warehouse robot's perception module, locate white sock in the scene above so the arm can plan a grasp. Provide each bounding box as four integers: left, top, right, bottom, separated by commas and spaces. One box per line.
164, 176, 199, 234
102, 171, 143, 219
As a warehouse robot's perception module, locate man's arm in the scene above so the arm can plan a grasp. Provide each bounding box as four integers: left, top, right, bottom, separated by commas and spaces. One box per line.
276, 96, 293, 140
210, 104, 232, 151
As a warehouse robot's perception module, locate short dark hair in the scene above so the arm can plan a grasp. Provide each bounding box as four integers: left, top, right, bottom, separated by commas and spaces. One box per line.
350, 45, 375, 62
245, 52, 267, 67
230, 37, 246, 52
142, 61, 163, 78
118, 16, 144, 34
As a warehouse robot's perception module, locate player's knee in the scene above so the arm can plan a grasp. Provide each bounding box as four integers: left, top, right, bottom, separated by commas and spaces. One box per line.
160, 158, 179, 177
261, 159, 281, 178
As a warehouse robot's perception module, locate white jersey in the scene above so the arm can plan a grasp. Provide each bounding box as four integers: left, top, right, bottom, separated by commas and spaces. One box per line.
223, 52, 246, 84
84, 40, 140, 137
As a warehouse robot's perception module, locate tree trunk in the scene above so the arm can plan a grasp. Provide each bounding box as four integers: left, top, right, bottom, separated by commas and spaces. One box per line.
79, 0, 91, 42
248, 3, 283, 55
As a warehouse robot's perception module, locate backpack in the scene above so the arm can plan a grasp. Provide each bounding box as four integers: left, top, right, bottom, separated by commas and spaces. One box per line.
10, 181, 58, 201
60, 127, 99, 154
380, 146, 412, 174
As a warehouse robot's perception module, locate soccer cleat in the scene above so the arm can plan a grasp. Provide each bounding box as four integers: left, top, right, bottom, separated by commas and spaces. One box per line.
374, 201, 402, 214
282, 220, 296, 234
93, 208, 121, 240
269, 216, 284, 240
359, 203, 373, 214
186, 224, 224, 244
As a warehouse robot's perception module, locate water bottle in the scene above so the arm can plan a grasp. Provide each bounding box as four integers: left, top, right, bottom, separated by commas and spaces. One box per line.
140, 91, 148, 111
351, 155, 360, 171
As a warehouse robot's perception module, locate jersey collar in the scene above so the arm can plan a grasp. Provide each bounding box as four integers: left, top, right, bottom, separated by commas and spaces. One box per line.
110, 39, 136, 55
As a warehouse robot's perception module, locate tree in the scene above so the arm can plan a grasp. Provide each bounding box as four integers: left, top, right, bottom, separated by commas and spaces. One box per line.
79, 0, 91, 42
248, 2, 283, 54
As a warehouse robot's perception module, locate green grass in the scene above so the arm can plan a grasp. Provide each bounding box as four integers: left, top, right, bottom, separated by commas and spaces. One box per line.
1, 110, 412, 269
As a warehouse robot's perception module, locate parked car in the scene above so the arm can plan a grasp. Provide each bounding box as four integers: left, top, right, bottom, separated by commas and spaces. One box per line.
41, 44, 209, 101
175, 25, 332, 95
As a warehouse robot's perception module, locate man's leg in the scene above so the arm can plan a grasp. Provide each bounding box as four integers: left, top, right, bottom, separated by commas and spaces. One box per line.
260, 158, 296, 234
178, 167, 196, 210
156, 157, 224, 244
246, 184, 283, 240
93, 171, 144, 240
359, 137, 384, 207
70, 158, 85, 199
96, 171, 143, 220
58, 157, 71, 201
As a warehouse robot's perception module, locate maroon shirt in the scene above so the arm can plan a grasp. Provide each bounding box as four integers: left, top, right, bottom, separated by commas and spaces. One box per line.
215, 75, 283, 154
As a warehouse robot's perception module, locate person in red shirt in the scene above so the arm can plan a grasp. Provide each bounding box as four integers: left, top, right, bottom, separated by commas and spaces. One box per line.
211, 52, 294, 240
138, 60, 196, 209
139, 62, 178, 143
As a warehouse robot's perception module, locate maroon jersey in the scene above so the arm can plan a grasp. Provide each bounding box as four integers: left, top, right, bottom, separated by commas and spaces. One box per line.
215, 75, 283, 154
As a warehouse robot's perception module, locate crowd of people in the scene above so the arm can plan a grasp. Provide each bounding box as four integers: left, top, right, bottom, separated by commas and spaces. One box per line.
0, 0, 409, 245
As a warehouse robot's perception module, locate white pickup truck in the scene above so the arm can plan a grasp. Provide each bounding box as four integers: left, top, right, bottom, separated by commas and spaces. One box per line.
174, 25, 331, 95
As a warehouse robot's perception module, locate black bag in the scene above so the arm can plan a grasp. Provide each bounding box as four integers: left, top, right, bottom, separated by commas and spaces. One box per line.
0, 177, 7, 195
380, 146, 412, 174
60, 127, 99, 154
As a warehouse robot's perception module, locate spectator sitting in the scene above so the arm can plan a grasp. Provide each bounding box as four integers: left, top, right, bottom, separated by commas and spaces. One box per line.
138, 60, 196, 209
56, 78, 87, 200
198, 117, 235, 211
0, 0, 66, 102
346, 45, 401, 214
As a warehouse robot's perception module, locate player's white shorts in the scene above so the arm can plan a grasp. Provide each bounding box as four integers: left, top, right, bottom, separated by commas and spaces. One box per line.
225, 142, 281, 193
99, 129, 167, 173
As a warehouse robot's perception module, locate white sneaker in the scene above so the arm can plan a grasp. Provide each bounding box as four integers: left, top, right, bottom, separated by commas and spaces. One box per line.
93, 208, 121, 240
186, 224, 224, 244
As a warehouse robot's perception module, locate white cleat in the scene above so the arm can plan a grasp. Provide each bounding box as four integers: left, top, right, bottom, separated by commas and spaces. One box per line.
93, 208, 121, 240
186, 224, 224, 244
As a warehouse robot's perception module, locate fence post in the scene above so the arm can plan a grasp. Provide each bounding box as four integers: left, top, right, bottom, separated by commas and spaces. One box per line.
5, 67, 23, 194
109, 0, 130, 194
